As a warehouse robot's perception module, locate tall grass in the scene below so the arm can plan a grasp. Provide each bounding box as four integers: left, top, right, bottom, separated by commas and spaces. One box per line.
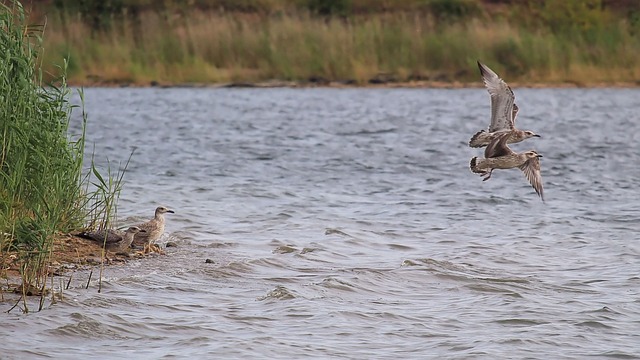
36, 4, 640, 86
0, 1, 123, 312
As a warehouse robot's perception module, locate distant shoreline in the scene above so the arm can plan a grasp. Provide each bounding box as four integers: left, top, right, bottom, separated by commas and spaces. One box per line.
67, 79, 640, 89
36, 2, 640, 89
8, 0, 636, 312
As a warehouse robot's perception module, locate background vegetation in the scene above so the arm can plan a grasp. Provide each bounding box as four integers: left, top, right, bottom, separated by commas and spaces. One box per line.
1, 1, 119, 310
22, 0, 640, 86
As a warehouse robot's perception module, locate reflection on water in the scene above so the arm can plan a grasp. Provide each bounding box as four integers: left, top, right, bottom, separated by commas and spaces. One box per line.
2, 87, 640, 358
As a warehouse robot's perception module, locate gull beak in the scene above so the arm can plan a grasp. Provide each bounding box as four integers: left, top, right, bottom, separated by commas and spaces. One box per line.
167, 210, 175, 214
537, 154, 543, 158
534, 134, 541, 138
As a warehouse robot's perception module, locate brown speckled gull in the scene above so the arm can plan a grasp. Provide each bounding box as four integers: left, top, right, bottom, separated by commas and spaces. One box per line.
78, 226, 146, 253
470, 132, 544, 201
132, 206, 175, 249
469, 61, 540, 148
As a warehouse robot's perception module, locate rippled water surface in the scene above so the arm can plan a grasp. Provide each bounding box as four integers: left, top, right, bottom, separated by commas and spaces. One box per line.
2, 87, 640, 359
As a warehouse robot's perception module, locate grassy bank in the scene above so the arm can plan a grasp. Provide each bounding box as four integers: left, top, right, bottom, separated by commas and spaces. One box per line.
1, 1, 121, 311
33, 0, 640, 86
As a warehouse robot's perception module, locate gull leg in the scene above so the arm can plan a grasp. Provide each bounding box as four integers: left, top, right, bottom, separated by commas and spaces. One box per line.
149, 243, 164, 255
482, 169, 493, 181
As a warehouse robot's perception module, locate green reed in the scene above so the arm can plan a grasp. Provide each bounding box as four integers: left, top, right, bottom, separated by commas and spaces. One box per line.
0, 1, 124, 312
38, 2, 640, 86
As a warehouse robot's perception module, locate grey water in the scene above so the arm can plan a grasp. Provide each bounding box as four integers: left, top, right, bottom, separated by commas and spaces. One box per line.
2, 87, 640, 359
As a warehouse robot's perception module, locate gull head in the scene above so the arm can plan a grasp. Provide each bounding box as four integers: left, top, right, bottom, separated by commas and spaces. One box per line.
155, 206, 175, 215
524, 150, 542, 159
126, 226, 146, 234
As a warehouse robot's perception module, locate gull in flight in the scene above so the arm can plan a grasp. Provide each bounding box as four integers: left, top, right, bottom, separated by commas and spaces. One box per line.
469, 132, 544, 201
469, 61, 540, 148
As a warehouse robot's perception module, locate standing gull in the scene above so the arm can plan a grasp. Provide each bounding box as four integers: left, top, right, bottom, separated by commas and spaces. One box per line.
78, 226, 146, 253
470, 132, 544, 201
132, 206, 175, 252
469, 61, 540, 148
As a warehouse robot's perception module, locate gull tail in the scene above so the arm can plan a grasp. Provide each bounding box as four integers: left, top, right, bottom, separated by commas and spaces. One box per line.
470, 157, 479, 173
468, 130, 487, 148
469, 156, 491, 178
76, 231, 103, 243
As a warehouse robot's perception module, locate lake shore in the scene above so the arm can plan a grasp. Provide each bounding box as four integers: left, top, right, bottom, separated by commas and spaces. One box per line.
37, 3, 640, 88
67, 79, 640, 89
1, 234, 166, 297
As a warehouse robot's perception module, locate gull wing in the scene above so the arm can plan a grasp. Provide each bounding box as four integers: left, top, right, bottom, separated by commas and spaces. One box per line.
511, 103, 519, 126
133, 218, 160, 243
78, 228, 124, 244
477, 61, 516, 132
518, 157, 544, 201
484, 132, 514, 158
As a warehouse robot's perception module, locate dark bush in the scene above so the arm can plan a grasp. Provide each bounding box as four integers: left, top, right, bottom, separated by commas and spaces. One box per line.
306, 0, 352, 17
427, 0, 481, 20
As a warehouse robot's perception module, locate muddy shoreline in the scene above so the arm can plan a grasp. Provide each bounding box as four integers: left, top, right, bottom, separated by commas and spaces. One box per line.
1, 234, 166, 296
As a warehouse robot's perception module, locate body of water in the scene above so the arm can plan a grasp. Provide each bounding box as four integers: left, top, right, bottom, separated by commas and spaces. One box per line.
2, 87, 640, 358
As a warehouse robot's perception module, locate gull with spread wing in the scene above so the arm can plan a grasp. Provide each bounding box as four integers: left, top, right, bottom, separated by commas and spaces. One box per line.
469, 61, 540, 148
469, 132, 544, 201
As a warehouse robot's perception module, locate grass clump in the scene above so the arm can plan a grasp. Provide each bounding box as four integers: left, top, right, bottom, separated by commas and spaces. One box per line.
0, 1, 123, 312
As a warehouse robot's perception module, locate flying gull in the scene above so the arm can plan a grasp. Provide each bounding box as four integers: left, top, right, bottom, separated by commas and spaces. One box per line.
469, 132, 544, 201
469, 61, 540, 148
